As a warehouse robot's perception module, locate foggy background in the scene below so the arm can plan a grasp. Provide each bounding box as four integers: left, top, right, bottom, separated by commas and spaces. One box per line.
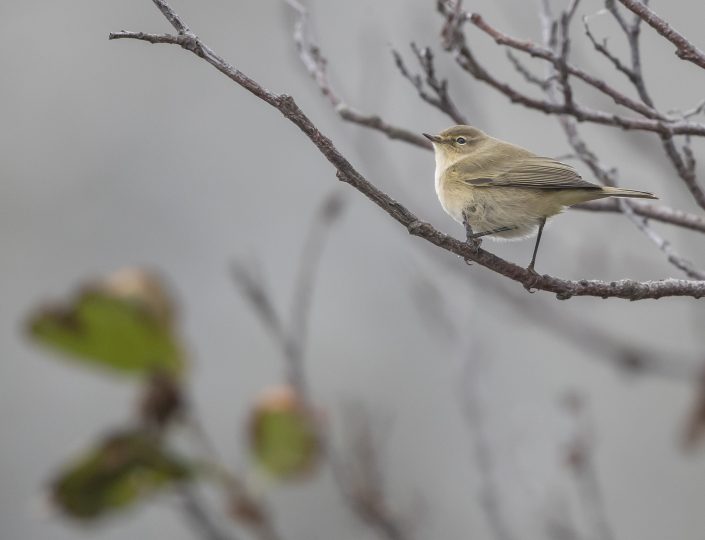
2, 0, 704, 539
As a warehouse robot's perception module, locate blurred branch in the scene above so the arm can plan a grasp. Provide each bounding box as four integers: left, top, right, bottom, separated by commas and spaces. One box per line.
461, 356, 517, 540
233, 192, 345, 399
331, 407, 411, 540
561, 394, 616, 540
229, 193, 410, 540
286, 192, 346, 397
682, 374, 705, 449
185, 414, 283, 540
179, 488, 242, 540
615, 0, 705, 70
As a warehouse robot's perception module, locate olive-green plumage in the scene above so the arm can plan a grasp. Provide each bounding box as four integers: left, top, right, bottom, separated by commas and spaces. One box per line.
423, 125, 657, 270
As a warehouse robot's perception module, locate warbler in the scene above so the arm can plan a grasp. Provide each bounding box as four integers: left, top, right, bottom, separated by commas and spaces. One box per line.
423, 125, 657, 271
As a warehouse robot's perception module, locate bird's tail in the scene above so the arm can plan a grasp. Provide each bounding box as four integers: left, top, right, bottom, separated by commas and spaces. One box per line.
601, 186, 658, 199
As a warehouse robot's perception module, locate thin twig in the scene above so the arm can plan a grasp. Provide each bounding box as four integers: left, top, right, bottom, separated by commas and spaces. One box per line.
440, 4, 705, 134
462, 356, 517, 540
615, 0, 705, 70
282, 0, 430, 149
601, 1, 705, 209
331, 407, 410, 540
286, 191, 346, 398
179, 488, 242, 540
540, 1, 705, 280
561, 394, 616, 540
574, 199, 705, 234
392, 44, 467, 124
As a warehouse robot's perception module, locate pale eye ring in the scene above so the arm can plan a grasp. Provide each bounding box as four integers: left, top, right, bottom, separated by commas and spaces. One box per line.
455, 136, 467, 145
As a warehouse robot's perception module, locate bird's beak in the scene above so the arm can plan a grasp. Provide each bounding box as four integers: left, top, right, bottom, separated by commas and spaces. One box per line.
423, 133, 443, 143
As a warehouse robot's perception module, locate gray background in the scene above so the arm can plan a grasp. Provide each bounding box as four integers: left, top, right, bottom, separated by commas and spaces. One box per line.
1, 1, 704, 539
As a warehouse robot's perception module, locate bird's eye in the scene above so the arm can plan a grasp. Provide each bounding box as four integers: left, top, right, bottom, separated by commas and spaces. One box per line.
455, 137, 467, 145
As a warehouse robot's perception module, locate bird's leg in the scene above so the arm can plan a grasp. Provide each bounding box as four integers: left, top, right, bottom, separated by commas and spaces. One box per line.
462, 211, 481, 251
527, 217, 546, 273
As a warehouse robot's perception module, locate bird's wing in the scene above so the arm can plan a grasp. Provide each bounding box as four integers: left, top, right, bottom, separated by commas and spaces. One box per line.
456, 156, 601, 190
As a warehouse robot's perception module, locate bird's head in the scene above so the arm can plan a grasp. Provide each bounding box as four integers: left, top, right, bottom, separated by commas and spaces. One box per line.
423, 125, 488, 160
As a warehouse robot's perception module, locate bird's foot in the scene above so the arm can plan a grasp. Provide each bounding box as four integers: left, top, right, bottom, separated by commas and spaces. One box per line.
463, 237, 482, 265
523, 265, 541, 293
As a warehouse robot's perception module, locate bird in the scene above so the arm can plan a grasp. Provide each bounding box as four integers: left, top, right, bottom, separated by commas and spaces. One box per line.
423, 125, 657, 272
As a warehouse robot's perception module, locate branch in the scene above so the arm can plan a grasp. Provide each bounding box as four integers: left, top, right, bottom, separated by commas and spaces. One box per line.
110, 2, 705, 299
615, 0, 705, 71
561, 394, 616, 540
435, 4, 705, 137
232, 193, 345, 400
179, 488, 242, 540
588, 3, 705, 209
392, 44, 468, 124
332, 408, 411, 540
469, 13, 661, 121
281, 0, 430, 150
286, 192, 346, 398
538, 1, 705, 280
462, 357, 518, 540
574, 199, 705, 234
231, 195, 410, 540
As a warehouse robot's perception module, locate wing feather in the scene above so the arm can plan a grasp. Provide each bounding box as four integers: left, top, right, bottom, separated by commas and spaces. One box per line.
454, 156, 601, 190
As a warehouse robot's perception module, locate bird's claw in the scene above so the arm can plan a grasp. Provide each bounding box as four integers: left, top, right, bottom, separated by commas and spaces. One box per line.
463, 237, 482, 265
523, 266, 541, 293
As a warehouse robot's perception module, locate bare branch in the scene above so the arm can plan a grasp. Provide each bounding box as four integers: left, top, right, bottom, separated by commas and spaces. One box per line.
392, 44, 468, 124
111, 2, 705, 299
286, 192, 346, 397
332, 407, 410, 540
561, 394, 616, 540
583, 17, 637, 82
462, 357, 517, 540
179, 488, 242, 540
231, 260, 287, 345
435, 3, 705, 142
574, 199, 705, 234
597, 2, 705, 209
282, 0, 430, 150
506, 50, 551, 89
539, 2, 705, 280
232, 192, 344, 400
615, 0, 705, 70
150, 0, 191, 34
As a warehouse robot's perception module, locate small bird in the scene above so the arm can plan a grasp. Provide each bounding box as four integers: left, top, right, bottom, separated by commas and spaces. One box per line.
423, 125, 657, 271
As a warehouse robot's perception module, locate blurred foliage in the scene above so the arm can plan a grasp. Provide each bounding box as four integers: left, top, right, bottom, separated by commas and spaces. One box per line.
26, 267, 324, 530
249, 385, 320, 479
27, 269, 184, 376
51, 429, 192, 520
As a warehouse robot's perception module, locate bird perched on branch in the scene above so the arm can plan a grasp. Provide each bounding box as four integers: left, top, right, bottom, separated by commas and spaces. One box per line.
424, 125, 657, 272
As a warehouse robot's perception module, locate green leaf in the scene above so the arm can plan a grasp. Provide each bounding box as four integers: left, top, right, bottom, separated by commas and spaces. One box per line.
249, 386, 319, 479
27, 270, 184, 376
52, 430, 192, 520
